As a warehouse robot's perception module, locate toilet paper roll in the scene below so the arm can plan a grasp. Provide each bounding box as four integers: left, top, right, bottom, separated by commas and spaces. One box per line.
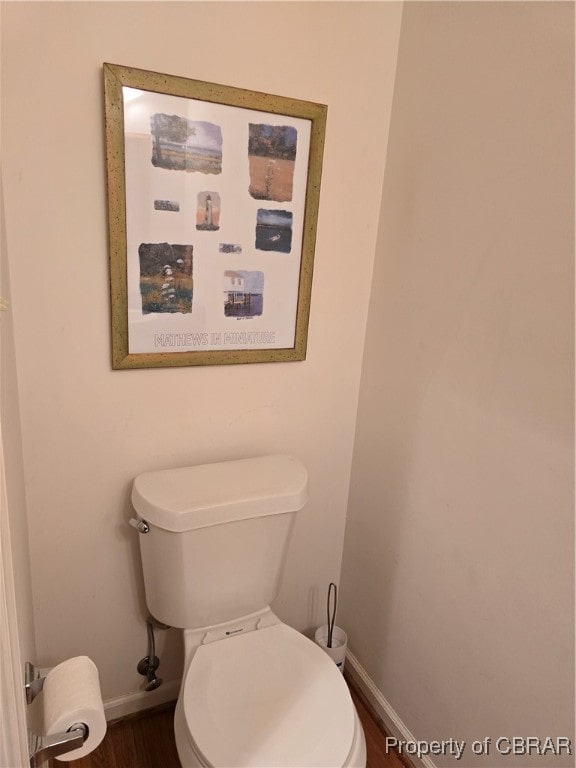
43, 656, 107, 761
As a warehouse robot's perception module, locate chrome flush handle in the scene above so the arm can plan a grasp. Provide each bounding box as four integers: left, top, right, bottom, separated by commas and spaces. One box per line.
129, 518, 150, 534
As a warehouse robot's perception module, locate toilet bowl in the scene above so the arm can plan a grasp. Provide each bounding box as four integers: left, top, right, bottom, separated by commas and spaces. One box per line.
131, 455, 366, 768
174, 613, 366, 768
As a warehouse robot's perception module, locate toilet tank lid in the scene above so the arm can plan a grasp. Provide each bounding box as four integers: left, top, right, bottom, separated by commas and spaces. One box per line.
131, 455, 308, 532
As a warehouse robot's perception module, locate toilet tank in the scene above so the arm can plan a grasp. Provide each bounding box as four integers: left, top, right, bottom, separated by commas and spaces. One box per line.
131, 455, 308, 629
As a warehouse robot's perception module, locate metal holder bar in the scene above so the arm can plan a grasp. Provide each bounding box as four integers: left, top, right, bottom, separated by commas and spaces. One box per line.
28, 723, 88, 768
25, 661, 53, 705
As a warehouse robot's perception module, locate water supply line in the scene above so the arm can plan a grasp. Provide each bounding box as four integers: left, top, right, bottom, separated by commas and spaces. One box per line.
137, 616, 170, 691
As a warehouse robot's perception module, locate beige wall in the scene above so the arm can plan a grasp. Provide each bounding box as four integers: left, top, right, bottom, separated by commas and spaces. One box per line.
1, 2, 402, 702
340, 2, 574, 765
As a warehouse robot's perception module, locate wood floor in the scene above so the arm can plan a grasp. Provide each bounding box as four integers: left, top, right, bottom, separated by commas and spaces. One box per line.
54, 678, 408, 768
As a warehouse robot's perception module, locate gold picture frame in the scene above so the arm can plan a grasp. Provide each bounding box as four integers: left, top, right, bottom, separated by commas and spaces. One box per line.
103, 63, 327, 369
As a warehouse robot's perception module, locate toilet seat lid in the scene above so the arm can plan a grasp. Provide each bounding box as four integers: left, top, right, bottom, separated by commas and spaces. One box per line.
182, 623, 355, 767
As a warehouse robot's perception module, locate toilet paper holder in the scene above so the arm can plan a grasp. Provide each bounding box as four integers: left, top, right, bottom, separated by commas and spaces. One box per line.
25, 661, 89, 767
25, 660, 50, 704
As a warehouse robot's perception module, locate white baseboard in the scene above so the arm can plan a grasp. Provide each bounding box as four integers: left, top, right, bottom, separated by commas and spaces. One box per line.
346, 650, 437, 768
104, 678, 181, 722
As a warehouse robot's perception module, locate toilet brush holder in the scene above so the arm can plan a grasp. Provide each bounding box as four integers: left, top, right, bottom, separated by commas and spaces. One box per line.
314, 625, 347, 672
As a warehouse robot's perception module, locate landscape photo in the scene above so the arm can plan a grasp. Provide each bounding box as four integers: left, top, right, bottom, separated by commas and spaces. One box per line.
150, 114, 222, 174
138, 243, 193, 314
154, 199, 180, 212
255, 209, 293, 253
248, 124, 297, 202
219, 243, 242, 254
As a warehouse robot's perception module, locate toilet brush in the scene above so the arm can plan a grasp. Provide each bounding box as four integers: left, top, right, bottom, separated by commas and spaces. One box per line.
326, 582, 337, 648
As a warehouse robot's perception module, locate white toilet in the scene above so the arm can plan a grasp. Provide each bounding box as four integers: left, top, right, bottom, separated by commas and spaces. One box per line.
131, 454, 366, 768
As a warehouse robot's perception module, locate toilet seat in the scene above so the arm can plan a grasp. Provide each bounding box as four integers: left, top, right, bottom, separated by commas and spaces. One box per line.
180, 623, 356, 767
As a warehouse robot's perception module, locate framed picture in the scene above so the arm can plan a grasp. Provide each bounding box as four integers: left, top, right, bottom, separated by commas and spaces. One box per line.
103, 63, 327, 369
